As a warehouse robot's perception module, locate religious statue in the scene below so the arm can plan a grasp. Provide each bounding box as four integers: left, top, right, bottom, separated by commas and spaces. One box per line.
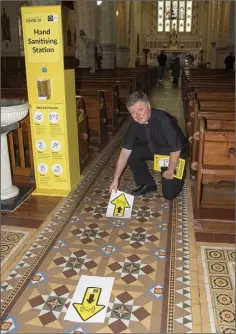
170, 27, 177, 48
1, 8, 11, 42
76, 29, 89, 68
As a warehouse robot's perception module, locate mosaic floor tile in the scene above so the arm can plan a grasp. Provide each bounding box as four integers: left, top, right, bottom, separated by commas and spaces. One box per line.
1, 169, 193, 333
201, 246, 235, 333
1, 83, 196, 333
1, 227, 31, 268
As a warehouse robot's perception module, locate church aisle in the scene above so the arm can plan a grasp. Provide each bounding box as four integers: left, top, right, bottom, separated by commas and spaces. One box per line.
0, 84, 195, 333
2, 83, 234, 333
0, 147, 194, 333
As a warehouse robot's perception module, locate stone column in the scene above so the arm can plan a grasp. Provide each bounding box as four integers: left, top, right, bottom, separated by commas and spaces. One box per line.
227, 1, 235, 52
100, 1, 116, 69
128, 1, 136, 67
116, 1, 129, 68
205, 1, 212, 65
1, 101, 29, 201
74, 0, 97, 70
1, 132, 19, 200
211, 1, 218, 43
85, 2, 97, 72
198, 1, 208, 64
75, 0, 89, 67
222, 2, 230, 42
216, 1, 221, 42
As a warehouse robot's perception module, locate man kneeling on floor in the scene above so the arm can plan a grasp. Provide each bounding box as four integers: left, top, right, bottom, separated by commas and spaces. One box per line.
109, 91, 189, 200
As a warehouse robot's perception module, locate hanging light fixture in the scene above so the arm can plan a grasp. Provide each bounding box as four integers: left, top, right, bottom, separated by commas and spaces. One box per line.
97, 1, 102, 5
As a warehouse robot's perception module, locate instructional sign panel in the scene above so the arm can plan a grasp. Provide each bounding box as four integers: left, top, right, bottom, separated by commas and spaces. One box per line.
106, 190, 134, 218
32, 103, 69, 190
21, 6, 80, 197
22, 12, 61, 63
65, 276, 114, 323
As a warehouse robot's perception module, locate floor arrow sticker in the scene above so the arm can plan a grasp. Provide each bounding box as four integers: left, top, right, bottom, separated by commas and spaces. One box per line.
65, 276, 114, 323
73, 287, 105, 321
106, 190, 134, 218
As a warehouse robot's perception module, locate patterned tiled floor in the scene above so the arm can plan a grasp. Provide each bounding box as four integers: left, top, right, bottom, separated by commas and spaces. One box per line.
196, 245, 235, 333
1, 227, 30, 268
1, 78, 231, 333
1, 148, 193, 333
1, 226, 39, 282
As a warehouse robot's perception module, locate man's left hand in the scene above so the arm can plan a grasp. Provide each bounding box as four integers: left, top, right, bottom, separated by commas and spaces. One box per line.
162, 169, 175, 179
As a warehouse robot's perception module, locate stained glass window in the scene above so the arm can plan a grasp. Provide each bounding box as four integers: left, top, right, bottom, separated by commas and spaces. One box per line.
158, 1, 164, 32
157, 0, 192, 32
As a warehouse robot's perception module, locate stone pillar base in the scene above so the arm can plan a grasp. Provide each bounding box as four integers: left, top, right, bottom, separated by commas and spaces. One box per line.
2, 185, 19, 201
1, 133, 19, 200
101, 44, 116, 69
116, 46, 129, 68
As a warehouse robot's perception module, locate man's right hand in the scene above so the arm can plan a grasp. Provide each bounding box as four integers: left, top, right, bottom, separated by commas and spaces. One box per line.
109, 148, 132, 194
109, 179, 119, 194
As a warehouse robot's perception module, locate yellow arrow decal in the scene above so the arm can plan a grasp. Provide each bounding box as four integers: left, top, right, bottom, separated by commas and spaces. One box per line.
73, 287, 105, 321
111, 193, 131, 217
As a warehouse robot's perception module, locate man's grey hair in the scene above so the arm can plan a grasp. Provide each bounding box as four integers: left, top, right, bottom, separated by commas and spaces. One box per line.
126, 91, 149, 108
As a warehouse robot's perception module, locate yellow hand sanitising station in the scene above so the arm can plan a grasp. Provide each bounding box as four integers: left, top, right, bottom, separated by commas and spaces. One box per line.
21, 5, 80, 197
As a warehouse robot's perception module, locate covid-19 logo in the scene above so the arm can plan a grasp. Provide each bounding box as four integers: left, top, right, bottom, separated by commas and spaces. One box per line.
26, 16, 41, 23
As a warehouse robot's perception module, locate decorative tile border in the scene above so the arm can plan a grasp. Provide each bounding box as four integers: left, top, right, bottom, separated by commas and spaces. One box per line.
1, 227, 30, 268
166, 182, 193, 333
200, 246, 235, 333
1, 121, 131, 319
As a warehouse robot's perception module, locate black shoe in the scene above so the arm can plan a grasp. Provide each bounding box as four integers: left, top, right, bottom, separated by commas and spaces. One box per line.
131, 184, 157, 196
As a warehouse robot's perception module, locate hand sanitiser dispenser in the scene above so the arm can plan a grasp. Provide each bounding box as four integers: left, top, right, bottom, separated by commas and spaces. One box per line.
37, 78, 51, 100
21, 5, 80, 197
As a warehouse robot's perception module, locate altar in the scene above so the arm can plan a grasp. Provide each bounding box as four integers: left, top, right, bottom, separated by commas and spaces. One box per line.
145, 29, 202, 67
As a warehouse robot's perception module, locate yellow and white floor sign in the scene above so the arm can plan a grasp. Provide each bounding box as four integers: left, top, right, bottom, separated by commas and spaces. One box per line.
64, 276, 114, 323
106, 190, 134, 219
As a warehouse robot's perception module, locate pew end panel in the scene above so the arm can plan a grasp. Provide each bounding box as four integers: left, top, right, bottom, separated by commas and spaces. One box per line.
78, 90, 109, 151
195, 119, 235, 209
75, 96, 90, 171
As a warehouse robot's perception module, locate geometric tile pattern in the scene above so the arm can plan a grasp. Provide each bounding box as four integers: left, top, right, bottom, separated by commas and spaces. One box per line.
119, 226, 159, 248
201, 246, 235, 333
53, 250, 98, 278
166, 182, 193, 333
1, 228, 29, 268
0, 76, 199, 333
28, 285, 71, 325
0, 164, 194, 333
106, 291, 150, 332
0, 143, 173, 333
1, 121, 131, 317
1, 126, 193, 333
70, 223, 110, 243
132, 207, 162, 223
108, 254, 155, 284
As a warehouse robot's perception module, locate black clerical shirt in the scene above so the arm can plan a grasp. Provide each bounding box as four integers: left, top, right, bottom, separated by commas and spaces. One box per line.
123, 108, 189, 158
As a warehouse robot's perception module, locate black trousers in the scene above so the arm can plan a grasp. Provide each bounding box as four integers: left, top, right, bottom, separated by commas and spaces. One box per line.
127, 145, 186, 200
